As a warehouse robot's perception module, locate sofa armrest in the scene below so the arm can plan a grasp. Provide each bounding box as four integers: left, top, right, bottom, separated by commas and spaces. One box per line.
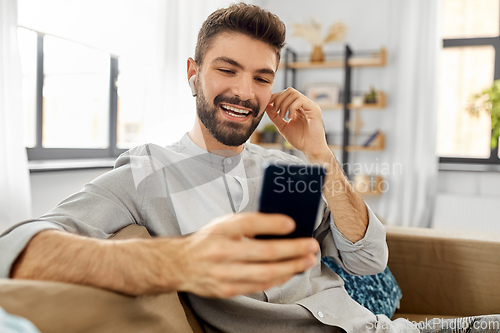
386, 226, 500, 316
0, 224, 204, 333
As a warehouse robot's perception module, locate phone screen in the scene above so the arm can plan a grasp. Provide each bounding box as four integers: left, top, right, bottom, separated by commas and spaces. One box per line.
256, 162, 326, 239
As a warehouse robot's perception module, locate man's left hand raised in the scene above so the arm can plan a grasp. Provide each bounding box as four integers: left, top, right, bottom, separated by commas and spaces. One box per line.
266, 87, 332, 162
267, 87, 369, 243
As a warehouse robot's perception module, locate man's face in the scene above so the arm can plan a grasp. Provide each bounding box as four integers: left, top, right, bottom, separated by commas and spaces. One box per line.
195, 32, 277, 147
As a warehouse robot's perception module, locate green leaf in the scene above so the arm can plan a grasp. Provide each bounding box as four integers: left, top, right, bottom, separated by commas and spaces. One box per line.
470, 80, 500, 149
491, 137, 498, 149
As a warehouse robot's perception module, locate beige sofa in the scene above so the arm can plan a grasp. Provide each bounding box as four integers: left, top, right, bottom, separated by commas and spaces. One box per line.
386, 226, 500, 322
0, 225, 499, 332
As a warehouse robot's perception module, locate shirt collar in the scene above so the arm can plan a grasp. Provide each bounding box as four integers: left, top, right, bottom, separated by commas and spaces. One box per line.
180, 133, 244, 166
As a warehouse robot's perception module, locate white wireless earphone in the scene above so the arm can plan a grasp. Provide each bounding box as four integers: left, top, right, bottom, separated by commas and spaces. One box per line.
189, 75, 197, 97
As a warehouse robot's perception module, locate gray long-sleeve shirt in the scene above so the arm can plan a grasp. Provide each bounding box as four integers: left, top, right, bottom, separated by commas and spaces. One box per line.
0, 134, 416, 333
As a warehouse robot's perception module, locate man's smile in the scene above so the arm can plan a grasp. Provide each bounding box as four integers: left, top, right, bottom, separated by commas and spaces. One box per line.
219, 103, 253, 121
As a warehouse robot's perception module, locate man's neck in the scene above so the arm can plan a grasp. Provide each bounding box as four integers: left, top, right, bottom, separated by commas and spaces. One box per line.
188, 119, 244, 157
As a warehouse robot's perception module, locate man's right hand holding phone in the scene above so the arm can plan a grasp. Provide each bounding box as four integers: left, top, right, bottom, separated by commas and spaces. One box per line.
175, 213, 319, 298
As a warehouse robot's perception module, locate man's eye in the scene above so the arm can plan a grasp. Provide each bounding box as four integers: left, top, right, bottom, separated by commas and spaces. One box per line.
218, 69, 235, 74
256, 77, 270, 84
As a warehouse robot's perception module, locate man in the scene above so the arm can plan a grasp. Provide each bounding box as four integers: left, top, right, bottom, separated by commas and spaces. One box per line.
0, 3, 498, 333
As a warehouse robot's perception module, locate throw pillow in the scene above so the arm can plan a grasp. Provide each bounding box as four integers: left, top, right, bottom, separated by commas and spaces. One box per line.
322, 257, 402, 318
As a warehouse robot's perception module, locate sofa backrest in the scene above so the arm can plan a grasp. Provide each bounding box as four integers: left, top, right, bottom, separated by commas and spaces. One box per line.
386, 226, 500, 316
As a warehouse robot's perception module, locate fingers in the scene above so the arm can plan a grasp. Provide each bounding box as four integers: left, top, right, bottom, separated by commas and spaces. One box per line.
265, 103, 287, 132
180, 213, 321, 298
227, 237, 319, 262
193, 275, 295, 299
216, 254, 318, 283
271, 88, 296, 118
183, 251, 317, 298
270, 87, 317, 121
205, 213, 319, 261
208, 255, 316, 284
211, 212, 295, 239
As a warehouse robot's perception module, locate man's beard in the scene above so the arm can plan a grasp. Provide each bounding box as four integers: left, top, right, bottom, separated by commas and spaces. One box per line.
196, 82, 265, 147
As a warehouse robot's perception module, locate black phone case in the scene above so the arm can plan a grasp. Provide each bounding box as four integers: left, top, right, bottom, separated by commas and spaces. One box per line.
256, 163, 326, 239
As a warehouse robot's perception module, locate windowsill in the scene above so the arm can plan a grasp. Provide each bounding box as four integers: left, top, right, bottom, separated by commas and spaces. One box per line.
29, 161, 500, 173
29, 158, 116, 172
439, 163, 500, 172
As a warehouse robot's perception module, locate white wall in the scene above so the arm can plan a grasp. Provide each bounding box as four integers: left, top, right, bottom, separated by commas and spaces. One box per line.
434, 170, 500, 233
438, 171, 500, 196
30, 168, 111, 218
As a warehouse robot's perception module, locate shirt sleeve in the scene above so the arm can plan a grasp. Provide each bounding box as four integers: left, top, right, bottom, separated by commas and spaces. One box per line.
329, 204, 388, 275
0, 149, 148, 279
0, 221, 63, 278
314, 201, 388, 276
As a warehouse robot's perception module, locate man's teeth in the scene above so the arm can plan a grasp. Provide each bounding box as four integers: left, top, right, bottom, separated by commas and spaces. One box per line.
221, 104, 250, 117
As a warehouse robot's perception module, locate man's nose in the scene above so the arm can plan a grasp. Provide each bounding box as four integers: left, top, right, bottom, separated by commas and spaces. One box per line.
231, 74, 255, 101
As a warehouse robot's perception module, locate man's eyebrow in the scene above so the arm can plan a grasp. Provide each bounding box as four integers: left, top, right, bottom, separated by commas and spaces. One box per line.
256, 68, 276, 76
212, 56, 275, 76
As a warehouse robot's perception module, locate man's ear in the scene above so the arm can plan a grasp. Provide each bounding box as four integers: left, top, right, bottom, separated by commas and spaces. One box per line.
187, 57, 198, 97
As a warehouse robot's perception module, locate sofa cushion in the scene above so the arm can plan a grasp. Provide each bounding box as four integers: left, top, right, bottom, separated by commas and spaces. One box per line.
322, 257, 402, 318
0, 279, 196, 333
386, 226, 500, 316
0, 224, 203, 333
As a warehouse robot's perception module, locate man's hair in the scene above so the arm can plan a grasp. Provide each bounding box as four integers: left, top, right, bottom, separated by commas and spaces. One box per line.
194, 2, 286, 67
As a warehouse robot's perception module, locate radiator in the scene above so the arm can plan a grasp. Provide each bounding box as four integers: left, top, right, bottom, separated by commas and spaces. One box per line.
432, 194, 500, 234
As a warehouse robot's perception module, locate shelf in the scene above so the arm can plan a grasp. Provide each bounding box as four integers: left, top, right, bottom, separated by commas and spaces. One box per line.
252, 132, 384, 152
354, 175, 384, 196
329, 132, 385, 151
250, 131, 283, 149
319, 91, 386, 110
255, 143, 282, 149
280, 44, 387, 188
280, 47, 386, 69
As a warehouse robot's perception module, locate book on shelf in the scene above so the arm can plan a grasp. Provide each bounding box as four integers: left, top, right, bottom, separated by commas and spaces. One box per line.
362, 130, 380, 147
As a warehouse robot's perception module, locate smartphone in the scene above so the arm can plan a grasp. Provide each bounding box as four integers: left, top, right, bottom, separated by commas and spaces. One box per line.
256, 162, 326, 239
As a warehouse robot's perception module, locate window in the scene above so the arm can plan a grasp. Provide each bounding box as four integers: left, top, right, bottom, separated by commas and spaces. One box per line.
116, 59, 148, 149
437, 0, 500, 164
18, 28, 37, 149
18, 28, 127, 160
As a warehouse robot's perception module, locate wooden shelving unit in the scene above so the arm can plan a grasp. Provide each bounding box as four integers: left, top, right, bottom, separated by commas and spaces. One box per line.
354, 175, 384, 197
318, 91, 386, 110
255, 142, 282, 150
279, 45, 388, 194
328, 132, 385, 151
253, 46, 387, 195
279, 47, 387, 69
280, 45, 387, 174
250, 131, 283, 150
251, 132, 384, 152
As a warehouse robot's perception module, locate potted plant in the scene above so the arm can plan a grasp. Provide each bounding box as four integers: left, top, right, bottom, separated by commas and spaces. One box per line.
364, 86, 377, 104
467, 80, 500, 149
261, 123, 278, 143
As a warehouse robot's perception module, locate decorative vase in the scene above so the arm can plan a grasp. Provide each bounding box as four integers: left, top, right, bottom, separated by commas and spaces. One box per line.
310, 45, 325, 62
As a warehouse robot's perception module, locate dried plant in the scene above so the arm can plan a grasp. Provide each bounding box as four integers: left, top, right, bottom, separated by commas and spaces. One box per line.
293, 18, 346, 46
